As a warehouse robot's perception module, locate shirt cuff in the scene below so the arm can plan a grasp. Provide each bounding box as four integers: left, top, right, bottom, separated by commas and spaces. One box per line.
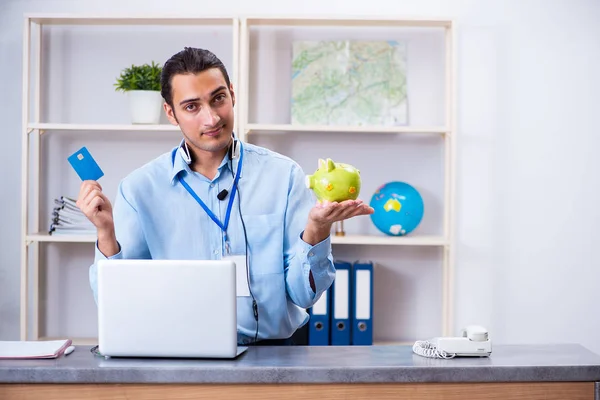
298, 231, 331, 260
94, 240, 123, 261
299, 231, 332, 292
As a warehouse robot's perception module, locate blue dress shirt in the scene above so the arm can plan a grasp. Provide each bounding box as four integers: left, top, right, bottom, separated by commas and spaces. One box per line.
89, 139, 335, 344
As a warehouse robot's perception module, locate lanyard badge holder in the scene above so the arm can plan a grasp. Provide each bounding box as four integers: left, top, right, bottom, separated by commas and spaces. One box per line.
176, 144, 250, 297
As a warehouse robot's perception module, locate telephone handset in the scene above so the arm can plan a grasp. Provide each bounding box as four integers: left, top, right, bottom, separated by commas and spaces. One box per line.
412, 325, 492, 359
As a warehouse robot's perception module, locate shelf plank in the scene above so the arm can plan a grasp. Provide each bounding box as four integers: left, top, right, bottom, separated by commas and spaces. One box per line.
27, 233, 96, 243
39, 336, 415, 346
41, 338, 414, 346
27, 14, 234, 26
37, 338, 416, 346
245, 16, 452, 28
25, 14, 452, 28
331, 235, 446, 246
26, 232, 445, 246
373, 340, 415, 346
39, 336, 97, 346
28, 123, 179, 132
245, 124, 449, 135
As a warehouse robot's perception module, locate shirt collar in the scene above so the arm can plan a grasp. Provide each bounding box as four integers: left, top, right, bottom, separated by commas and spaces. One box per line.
169, 139, 231, 185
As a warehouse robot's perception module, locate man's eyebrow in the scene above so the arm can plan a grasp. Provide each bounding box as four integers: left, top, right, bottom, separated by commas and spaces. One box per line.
178, 86, 227, 106
210, 86, 227, 96
179, 97, 199, 106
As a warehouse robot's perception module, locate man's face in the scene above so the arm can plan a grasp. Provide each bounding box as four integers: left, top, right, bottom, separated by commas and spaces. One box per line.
164, 68, 235, 154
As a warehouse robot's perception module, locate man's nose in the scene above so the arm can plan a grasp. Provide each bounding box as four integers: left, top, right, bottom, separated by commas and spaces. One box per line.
198, 106, 220, 126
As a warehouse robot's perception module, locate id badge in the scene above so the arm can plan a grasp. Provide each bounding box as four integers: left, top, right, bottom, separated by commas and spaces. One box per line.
223, 253, 250, 297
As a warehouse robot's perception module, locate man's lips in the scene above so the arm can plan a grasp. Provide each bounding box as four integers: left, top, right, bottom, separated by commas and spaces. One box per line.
203, 125, 224, 137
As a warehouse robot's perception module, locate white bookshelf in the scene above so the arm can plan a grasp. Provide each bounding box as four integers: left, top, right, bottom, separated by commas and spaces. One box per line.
20, 14, 456, 346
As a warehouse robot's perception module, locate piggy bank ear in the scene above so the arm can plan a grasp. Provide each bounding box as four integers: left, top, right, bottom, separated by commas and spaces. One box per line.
326, 159, 336, 172
318, 158, 326, 170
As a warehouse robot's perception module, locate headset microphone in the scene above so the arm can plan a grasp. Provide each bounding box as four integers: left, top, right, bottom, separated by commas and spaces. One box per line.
217, 177, 236, 201
217, 189, 229, 201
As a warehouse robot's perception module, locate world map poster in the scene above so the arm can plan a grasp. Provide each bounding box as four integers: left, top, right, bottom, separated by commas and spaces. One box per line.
291, 40, 408, 126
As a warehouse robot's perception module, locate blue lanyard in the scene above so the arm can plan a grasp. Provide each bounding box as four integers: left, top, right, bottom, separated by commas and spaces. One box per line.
177, 142, 243, 247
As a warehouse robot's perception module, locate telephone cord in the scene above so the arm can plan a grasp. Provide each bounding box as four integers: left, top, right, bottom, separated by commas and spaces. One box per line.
412, 340, 456, 359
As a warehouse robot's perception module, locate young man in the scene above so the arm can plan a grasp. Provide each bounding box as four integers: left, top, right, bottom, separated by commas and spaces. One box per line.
77, 47, 373, 345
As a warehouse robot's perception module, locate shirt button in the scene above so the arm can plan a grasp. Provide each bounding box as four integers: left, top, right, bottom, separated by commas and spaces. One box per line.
309, 252, 314, 257
210, 183, 215, 188
214, 249, 219, 255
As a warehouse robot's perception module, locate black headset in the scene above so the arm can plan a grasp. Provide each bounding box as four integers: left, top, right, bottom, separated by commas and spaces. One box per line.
177, 137, 239, 201
177, 136, 259, 344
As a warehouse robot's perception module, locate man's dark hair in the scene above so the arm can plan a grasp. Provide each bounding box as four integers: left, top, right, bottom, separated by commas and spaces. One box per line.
160, 47, 231, 107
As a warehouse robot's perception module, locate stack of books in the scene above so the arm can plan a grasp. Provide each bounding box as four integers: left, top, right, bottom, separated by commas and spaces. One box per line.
49, 196, 95, 235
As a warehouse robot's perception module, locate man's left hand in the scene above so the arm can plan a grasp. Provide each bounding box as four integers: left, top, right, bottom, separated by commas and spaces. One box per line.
310, 199, 374, 226
302, 199, 374, 245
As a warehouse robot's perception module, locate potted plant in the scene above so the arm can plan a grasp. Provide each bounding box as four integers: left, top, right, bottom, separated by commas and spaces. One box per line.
115, 61, 163, 124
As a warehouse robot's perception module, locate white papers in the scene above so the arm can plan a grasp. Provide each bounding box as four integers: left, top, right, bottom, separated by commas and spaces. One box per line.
0, 339, 72, 359
49, 196, 95, 235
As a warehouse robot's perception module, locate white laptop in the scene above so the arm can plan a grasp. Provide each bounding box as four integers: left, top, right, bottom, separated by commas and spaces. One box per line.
96, 259, 248, 359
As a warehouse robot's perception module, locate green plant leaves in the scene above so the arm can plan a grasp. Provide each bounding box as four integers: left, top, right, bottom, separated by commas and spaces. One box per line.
114, 61, 162, 92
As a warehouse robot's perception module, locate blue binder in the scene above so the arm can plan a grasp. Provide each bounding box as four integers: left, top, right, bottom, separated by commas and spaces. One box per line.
330, 260, 351, 345
308, 287, 331, 345
351, 260, 374, 345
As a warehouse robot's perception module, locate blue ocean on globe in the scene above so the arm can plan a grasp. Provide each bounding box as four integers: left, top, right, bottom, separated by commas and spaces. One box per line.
369, 181, 424, 236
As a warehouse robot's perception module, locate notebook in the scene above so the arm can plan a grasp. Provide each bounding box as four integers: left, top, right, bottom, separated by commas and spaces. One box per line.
0, 339, 72, 359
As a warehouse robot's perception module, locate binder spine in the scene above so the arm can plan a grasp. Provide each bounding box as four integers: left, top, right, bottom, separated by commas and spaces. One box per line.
352, 261, 373, 346
308, 287, 331, 346
331, 260, 351, 346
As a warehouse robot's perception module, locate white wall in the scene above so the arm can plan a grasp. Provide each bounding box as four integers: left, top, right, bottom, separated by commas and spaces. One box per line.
1, 0, 599, 353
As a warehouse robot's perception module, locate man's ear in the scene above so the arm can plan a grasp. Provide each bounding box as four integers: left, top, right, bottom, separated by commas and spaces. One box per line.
229, 83, 236, 107
163, 102, 178, 125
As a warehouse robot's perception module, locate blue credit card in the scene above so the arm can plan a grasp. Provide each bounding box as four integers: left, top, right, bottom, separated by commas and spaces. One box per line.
67, 146, 104, 181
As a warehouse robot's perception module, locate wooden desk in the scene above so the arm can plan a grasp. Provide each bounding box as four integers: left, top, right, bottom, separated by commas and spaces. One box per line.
1, 344, 599, 399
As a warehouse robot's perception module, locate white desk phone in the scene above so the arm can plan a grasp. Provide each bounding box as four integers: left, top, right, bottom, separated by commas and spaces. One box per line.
412, 325, 492, 359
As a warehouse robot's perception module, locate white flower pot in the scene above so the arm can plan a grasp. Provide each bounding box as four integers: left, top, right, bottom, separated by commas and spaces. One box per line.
127, 90, 163, 124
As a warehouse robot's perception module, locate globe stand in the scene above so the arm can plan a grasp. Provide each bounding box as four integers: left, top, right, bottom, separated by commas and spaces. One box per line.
334, 221, 345, 236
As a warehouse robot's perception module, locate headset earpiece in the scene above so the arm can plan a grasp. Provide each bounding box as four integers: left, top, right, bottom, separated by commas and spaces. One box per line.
179, 141, 192, 165
230, 138, 240, 159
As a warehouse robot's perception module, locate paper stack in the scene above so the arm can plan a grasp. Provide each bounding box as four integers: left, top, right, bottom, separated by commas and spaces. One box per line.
49, 196, 96, 235
0, 339, 72, 359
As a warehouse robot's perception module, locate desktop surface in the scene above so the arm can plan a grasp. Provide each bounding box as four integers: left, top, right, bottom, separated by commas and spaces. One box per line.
1, 344, 600, 384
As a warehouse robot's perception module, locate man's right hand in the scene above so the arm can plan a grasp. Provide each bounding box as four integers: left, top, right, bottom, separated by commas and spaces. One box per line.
76, 180, 119, 257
